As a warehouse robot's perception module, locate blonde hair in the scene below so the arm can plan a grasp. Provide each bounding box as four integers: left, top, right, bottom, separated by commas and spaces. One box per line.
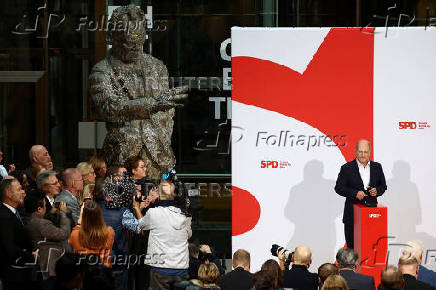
322, 274, 349, 290
77, 162, 94, 176
198, 263, 220, 284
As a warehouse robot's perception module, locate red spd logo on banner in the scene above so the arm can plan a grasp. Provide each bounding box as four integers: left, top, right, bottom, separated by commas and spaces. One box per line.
260, 160, 292, 168
260, 161, 278, 168
399, 122, 417, 129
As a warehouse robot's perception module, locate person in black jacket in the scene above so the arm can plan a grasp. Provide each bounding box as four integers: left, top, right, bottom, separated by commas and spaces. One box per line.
188, 244, 224, 279
280, 245, 318, 290
0, 178, 38, 290
337, 247, 376, 290
217, 249, 253, 290
398, 255, 434, 290
380, 265, 404, 290
335, 139, 387, 249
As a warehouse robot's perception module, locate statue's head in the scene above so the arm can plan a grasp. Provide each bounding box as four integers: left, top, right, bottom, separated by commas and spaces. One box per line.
108, 4, 147, 63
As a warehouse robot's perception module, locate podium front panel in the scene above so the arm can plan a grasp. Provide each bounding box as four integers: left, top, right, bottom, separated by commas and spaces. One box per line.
354, 204, 388, 287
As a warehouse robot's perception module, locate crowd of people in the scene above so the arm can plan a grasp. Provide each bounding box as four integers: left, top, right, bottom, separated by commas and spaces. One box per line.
0, 145, 435, 290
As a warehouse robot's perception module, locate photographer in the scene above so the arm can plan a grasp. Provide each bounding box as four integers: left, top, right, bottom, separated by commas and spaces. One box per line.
24, 191, 71, 290
278, 246, 318, 290
133, 178, 192, 290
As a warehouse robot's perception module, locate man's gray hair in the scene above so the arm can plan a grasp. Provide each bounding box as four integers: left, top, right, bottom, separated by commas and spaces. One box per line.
36, 170, 57, 190
336, 247, 359, 268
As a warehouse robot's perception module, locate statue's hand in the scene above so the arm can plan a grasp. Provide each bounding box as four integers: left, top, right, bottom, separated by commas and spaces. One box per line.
156, 85, 189, 107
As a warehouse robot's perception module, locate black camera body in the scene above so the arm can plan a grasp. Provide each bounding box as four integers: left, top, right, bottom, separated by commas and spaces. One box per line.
271, 244, 294, 269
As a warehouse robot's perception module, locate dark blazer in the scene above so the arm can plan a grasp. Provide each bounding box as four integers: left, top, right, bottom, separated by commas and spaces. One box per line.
418, 265, 436, 288
403, 274, 435, 290
339, 269, 376, 290
335, 159, 387, 224
217, 267, 253, 290
24, 213, 71, 279
0, 203, 35, 282
283, 264, 318, 290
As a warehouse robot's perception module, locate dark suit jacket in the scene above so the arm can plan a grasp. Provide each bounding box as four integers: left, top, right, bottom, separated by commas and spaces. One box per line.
404, 274, 435, 290
283, 264, 318, 289
335, 159, 387, 224
418, 265, 436, 288
0, 203, 35, 282
217, 267, 253, 290
339, 269, 376, 290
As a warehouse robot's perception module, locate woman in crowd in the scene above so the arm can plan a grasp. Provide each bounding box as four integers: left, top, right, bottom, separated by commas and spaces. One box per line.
260, 259, 284, 290
76, 162, 96, 205
321, 275, 349, 290
175, 263, 221, 289
77, 162, 96, 185
69, 200, 114, 267
89, 156, 107, 182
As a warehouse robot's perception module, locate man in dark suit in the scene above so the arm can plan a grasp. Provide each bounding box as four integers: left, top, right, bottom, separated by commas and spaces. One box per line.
399, 254, 435, 290
337, 247, 376, 290
335, 139, 387, 249
0, 178, 38, 290
280, 246, 318, 290
217, 249, 253, 290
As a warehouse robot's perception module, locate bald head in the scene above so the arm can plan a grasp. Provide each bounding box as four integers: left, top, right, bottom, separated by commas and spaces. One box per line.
355, 139, 371, 166
61, 168, 83, 194
293, 246, 312, 265
29, 145, 52, 169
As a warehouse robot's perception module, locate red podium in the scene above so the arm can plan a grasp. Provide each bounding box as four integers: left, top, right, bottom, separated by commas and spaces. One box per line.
353, 204, 388, 287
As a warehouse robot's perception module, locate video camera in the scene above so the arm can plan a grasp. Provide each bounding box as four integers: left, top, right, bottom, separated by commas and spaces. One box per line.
271, 244, 294, 269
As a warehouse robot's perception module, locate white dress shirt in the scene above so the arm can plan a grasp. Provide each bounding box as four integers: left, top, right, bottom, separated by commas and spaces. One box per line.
2, 202, 17, 214
356, 159, 370, 189
0, 165, 8, 178
46, 195, 55, 206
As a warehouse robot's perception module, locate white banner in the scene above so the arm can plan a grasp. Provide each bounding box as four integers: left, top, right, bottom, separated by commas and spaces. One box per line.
231, 27, 436, 272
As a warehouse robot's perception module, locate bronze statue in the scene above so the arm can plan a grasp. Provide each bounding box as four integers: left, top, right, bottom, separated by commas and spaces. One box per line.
89, 4, 187, 181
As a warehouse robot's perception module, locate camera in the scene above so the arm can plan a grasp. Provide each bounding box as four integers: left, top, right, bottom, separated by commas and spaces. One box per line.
103, 173, 138, 209
271, 244, 294, 268
53, 201, 61, 209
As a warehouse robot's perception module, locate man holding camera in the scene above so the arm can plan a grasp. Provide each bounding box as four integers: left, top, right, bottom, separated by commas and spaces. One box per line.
133, 178, 192, 290
335, 140, 387, 249
278, 246, 318, 290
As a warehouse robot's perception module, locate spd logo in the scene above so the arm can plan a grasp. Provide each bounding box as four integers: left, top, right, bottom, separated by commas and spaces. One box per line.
369, 213, 381, 218
260, 161, 278, 168
399, 122, 417, 129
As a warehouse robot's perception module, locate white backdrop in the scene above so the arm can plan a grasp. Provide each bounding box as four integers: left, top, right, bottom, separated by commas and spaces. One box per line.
231, 27, 436, 272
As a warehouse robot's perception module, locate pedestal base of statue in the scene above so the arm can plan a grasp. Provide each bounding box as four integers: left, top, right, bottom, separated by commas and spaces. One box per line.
354, 204, 388, 287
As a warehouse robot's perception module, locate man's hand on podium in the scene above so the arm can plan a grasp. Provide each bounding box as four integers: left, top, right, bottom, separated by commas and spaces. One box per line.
356, 191, 367, 200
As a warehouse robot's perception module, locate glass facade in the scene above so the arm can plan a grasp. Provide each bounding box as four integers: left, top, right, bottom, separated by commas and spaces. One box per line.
0, 0, 432, 257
